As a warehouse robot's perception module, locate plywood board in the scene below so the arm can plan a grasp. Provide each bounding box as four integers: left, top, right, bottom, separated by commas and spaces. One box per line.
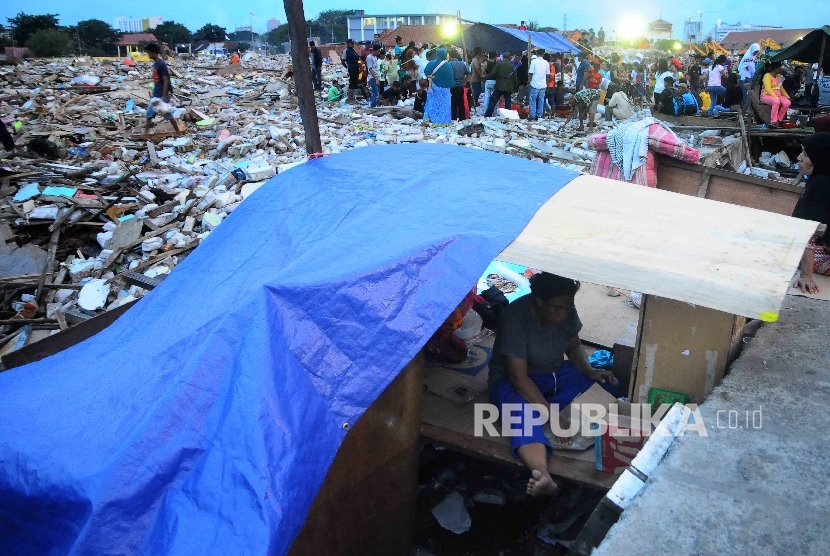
499, 174, 818, 321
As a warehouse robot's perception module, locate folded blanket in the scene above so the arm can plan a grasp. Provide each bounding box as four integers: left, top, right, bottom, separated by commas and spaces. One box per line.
588, 123, 699, 164
606, 117, 660, 181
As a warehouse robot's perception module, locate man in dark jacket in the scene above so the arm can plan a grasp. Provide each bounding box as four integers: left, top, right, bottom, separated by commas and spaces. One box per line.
483, 52, 518, 117
309, 41, 324, 91
449, 50, 470, 120
342, 39, 360, 104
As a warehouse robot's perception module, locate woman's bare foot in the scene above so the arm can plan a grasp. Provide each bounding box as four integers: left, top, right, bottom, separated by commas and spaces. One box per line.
527, 469, 559, 497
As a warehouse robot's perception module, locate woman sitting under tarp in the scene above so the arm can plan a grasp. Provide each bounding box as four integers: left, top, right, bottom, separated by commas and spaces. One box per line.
487, 273, 619, 497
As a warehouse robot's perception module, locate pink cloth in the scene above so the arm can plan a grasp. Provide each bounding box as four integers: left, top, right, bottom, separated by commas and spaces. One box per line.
760, 93, 791, 123
588, 125, 699, 163
589, 151, 656, 187
587, 122, 698, 187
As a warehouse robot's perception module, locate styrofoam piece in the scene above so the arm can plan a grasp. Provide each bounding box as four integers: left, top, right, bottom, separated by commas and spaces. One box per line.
245, 163, 276, 181
29, 205, 60, 220
141, 237, 164, 252
78, 279, 111, 311
55, 289, 74, 303
497, 108, 520, 120
240, 181, 266, 199
96, 231, 113, 249
202, 212, 223, 230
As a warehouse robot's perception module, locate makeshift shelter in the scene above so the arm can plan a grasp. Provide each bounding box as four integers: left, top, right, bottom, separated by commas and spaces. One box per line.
462, 23, 580, 54
0, 144, 817, 554
769, 25, 830, 73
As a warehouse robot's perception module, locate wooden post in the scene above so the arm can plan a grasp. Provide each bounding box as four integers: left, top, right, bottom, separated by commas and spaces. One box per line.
458, 11, 467, 60
283, 0, 322, 155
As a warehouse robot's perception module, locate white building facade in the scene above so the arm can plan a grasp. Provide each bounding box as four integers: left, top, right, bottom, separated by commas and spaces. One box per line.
708, 22, 780, 42
114, 16, 162, 33
346, 12, 457, 41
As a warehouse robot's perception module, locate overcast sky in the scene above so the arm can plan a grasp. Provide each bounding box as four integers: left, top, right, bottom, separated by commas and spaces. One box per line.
3, 0, 827, 38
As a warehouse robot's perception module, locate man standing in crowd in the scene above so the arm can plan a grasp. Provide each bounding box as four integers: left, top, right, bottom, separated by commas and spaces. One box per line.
527, 49, 550, 121
309, 41, 323, 92
371, 33, 384, 51
575, 56, 590, 90
482, 51, 498, 113
449, 50, 470, 120
366, 45, 382, 108
470, 47, 486, 108
484, 51, 518, 117
342, 39, 361, 104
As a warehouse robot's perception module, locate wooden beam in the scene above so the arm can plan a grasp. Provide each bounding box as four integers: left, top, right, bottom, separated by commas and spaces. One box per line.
420, 422, 616, 490
283, 0, 322, 155
696, 169, 711, 198
36, 228, 60, 306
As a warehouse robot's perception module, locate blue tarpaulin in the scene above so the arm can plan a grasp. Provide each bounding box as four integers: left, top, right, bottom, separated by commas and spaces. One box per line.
0, 144, 578, 555
463, 24, 581, 55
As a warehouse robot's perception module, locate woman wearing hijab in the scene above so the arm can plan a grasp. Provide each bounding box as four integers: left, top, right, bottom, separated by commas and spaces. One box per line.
793, 133, 830, 294
424, 47, 453, 124
738, 43, 760, 108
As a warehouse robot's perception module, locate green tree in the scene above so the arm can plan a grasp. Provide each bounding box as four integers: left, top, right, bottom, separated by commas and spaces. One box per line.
308, 9, 358, 43
152, 20, 192, 46
527, 20, 540, 31
72, 19, 121, 53
26, 28, 72, 57
227, 31, 258, 43
194, 23, 227, 42
237, 42, 250, 51
264, 25, 290, 46
7, 12, 60, 45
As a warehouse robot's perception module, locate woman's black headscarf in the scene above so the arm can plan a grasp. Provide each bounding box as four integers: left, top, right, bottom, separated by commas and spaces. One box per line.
793, 133, 830, 243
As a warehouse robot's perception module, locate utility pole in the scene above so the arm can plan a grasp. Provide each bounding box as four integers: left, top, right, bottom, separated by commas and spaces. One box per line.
563, 15, 567, 32
283, 0, 322, 155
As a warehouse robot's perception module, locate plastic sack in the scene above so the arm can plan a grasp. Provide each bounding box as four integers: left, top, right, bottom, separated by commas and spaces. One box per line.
149, 97, 175, 115
588, 349, 614, 370
70, 74, 101, 86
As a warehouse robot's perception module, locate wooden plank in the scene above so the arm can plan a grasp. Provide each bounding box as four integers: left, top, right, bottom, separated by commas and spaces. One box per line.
657, 156, 803, 194
420, 423, 616, 490
696, 169, 711, 198
499, 174, 817, 321
1, 301, 137, 370
36, 228, 60, 305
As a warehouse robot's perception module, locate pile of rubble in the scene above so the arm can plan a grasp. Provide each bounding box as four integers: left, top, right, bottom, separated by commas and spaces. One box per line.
0, 53, 786, 358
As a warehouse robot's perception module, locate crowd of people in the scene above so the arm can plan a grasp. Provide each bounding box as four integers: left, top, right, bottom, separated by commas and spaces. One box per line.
310, 37, 823, 132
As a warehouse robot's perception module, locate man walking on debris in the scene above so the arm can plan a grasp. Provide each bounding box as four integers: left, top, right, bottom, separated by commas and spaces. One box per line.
309, 41, 323, 91
144, 43, 180, 135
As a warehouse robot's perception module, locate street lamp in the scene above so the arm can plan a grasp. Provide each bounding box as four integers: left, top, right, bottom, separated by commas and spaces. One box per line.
249, 11, 255, 52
